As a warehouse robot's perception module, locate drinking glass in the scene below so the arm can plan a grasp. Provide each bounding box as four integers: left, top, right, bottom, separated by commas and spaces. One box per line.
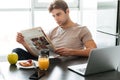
38, 50, 49, 70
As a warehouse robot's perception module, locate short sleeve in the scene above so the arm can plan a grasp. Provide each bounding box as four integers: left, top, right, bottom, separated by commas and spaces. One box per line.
80, 26, 93, 44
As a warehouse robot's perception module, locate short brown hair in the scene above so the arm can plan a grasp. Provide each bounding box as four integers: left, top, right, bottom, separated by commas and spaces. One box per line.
48, 0, 68, 13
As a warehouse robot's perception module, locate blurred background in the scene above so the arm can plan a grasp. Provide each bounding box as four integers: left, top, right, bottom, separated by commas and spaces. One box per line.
0, 0, 120, 61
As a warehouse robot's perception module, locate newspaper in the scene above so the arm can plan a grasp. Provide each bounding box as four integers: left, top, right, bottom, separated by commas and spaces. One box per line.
20, 27, 56, 56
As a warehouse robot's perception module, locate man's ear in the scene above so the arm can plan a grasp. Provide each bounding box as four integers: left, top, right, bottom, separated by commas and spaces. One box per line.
66, 8, 69, 14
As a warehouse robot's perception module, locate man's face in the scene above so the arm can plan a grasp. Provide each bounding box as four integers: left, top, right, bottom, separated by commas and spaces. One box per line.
51, 9, 69, 26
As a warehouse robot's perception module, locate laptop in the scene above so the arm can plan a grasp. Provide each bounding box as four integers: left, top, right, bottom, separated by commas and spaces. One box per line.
68, 45, 120, 76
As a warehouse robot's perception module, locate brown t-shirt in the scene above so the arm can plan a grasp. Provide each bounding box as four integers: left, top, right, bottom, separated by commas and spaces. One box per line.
48, 25, 93, 49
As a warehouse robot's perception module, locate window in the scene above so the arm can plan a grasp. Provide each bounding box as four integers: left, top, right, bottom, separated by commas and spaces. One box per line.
34, 0, 79, 8
98, 0, 117, 9
0, 0, 31, 9
96, 0, 118, 47
80, 0, 97, 39
0, 0, 31, 55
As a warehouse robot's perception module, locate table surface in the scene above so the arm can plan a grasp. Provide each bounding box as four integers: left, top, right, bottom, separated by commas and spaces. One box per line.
0, 57, 120, 80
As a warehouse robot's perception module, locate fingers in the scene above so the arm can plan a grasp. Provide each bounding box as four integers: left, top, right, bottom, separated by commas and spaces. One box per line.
55, 48, 73, 56
17, 32, 23, 37
55, 47, 64, 53
55, 48, 68, 56
16, 32, 24, 43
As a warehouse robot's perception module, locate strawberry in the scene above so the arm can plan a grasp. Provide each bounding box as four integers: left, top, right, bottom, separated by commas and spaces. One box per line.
27, 59, 32, 64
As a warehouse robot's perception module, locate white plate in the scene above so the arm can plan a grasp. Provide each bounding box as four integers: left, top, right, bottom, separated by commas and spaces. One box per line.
16, 60, 38, 69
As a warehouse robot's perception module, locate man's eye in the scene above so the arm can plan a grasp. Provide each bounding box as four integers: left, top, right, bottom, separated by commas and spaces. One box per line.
57, 13, 60, 16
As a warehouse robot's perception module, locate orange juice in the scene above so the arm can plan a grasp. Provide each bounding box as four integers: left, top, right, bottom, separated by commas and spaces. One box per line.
38, 57, 49, 70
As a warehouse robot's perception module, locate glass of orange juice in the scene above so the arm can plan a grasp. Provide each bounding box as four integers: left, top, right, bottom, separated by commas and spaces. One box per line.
38, 49, 49, 70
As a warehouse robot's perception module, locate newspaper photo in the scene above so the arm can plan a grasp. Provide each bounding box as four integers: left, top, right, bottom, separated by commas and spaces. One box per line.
20, 27, 56, 56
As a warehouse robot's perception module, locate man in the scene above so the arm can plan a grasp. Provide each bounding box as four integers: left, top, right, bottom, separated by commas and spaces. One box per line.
48, 0, 97, 56
13, 0, 97, 60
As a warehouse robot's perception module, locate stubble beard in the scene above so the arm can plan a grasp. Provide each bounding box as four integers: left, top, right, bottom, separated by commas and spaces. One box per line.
58, 19, 68, 27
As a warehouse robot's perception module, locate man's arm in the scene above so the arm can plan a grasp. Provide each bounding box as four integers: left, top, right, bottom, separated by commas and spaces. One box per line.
55, 40, 97, 57
73, 40, 97, 56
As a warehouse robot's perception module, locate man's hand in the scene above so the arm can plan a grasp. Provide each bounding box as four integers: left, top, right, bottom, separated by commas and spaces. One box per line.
16, 32, 25, 44
55, 47, 74, 56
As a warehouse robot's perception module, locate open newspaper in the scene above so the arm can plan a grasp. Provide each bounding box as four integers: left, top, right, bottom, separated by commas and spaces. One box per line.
20, 27, 56, 57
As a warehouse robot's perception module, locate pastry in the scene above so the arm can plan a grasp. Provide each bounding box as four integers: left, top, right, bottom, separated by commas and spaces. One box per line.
19, 59, 33, 67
